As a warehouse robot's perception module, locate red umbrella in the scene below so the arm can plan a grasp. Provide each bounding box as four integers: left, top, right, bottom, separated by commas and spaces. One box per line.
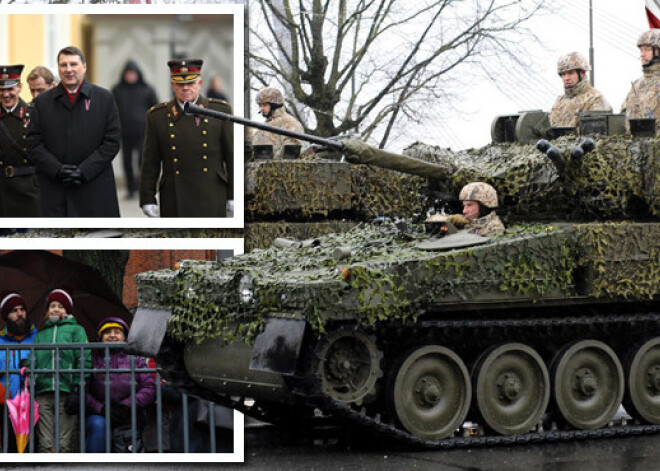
6, 368, 39, 453
0, 250, 131, 340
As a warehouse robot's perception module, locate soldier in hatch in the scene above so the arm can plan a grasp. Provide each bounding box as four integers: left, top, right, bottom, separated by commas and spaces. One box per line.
251, 87, 304, 159
549, 52, 611, 128
438, 182, 505, 236
622, 29, 660, 134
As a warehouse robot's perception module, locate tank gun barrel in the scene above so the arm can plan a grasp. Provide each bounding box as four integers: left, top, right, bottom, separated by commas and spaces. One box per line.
184, 102, 344, 150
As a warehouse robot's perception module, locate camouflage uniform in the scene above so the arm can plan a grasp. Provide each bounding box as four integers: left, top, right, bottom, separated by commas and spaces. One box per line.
466, 212, 505, 236
622, 30, 660, 134
252, 87, 304, 159
549, 52, 611, 128
459, 182, 505, 236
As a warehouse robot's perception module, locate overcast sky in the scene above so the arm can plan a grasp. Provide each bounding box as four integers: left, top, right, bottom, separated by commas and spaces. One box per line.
423, 0, 646, 151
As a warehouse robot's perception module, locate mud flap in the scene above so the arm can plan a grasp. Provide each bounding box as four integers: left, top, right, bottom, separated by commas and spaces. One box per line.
125, 307, 172, 358
249, 318, 306, 375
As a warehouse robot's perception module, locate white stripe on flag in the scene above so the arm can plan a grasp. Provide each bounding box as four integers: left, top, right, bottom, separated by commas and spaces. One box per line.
648, 0, 660, 20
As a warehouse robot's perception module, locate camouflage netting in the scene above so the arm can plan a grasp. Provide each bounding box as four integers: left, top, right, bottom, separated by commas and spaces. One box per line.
245, 159, 427, 222
404, 136, 660, 220
575, 222, 660, 299
244, 221, 359, 252
135, 220, 660, 347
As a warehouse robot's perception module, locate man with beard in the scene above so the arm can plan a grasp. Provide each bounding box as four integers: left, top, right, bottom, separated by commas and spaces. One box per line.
0, 292, 37, 452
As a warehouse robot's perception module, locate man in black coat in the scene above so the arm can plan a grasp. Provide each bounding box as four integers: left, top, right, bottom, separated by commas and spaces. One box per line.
112, 60, 158, 200
27, 46, 121, 217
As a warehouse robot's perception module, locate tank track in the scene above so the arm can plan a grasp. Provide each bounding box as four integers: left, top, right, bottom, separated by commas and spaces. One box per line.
157, 311, 660, 448
287, 310, 660, 449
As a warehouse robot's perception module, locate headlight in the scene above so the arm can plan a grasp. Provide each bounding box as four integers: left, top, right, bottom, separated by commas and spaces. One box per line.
239, 274, 254, 303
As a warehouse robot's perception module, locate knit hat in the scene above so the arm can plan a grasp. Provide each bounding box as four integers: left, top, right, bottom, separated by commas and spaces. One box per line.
46, 288, 73, 313
1, 292, 26, 320
97, 317, 129, 339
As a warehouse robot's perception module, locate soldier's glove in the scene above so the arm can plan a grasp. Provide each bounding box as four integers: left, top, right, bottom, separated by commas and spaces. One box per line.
64, 385, 81, 415
141, 204, 160, 218
341, 139, 369, 164
226, 200, 234, 213
447, 214, 469, 229
110, 404, 131, 425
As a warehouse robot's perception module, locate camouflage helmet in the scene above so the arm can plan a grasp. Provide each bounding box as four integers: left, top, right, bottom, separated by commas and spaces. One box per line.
637, 29, 660, 48
557, 52, 590, 74
459, 182, 498, 208
256, 87, 285, 105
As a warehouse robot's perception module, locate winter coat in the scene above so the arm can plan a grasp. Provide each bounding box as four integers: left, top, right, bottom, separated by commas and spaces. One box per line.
26, 80, 121, 217
85, 350, 155, 415
549, 79, 612, 128
622, 61, 660, 134
33, 316, 91, 395
112, 61, 159, 140
252, 106, 304, 159
140, 95, 233, 217
0, 325, 37, 398
0, 99, 42, 217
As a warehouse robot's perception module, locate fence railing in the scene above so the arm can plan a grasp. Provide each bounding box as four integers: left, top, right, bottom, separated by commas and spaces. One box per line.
0, 342, 233, 453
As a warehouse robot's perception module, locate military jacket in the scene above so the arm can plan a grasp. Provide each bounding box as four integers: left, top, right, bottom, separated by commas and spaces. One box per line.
0, 98, 42, 217
252, 107, 304, 159
140, 95, 233, 217
466, 212, 504, 236
622, 62, 660, 134
549, 80, 612, 127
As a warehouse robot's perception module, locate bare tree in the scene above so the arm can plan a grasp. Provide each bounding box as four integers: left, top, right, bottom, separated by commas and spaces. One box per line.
250, 0, 547, 148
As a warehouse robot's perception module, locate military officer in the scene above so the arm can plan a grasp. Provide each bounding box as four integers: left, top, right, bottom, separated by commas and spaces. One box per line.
140, 58, 233, 217
549, 52, 611, 128
622, 29, 660, 134
251, 87, 304, 159
0, 64, 42, 217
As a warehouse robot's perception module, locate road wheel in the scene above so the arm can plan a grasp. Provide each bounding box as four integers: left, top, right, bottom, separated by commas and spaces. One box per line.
389, 345, 471, 440
551, 340, 624, 429
473, 343, 550, 435
623, 337, 660, 424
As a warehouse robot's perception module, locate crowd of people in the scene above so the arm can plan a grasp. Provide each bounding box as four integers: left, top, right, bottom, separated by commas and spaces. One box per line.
0, 289, 232, 453
0, 45, 234, 218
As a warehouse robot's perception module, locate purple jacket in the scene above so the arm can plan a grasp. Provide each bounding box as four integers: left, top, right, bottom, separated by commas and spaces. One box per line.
85, 350, 156, 415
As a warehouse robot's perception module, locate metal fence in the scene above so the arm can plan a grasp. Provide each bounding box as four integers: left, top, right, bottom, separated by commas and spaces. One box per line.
0, 342, 232, 453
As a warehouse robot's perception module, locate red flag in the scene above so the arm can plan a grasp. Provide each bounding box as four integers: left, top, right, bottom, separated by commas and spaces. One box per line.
647, 0, 660, 28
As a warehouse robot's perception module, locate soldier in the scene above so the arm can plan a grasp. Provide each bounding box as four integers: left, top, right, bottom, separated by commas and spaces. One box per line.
251, 87, 304, 159
0, 64, 42, 217
26, 65, 56, 100
445, 182, 505, 236
622, 29, 660, 134
549, 52, 612, 128
140, 58, 234, 217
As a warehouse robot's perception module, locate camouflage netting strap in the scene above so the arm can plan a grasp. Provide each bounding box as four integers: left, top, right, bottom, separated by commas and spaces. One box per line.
575, 222, 660, 299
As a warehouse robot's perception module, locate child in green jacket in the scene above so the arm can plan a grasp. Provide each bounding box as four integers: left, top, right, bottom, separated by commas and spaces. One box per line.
34, 288, 91, 453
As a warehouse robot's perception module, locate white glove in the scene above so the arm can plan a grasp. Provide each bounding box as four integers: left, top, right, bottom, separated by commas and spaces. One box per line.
141, 204, 160, 218
226, 200, 234, 213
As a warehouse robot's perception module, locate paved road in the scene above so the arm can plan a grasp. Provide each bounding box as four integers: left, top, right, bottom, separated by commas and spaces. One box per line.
3, 422, 660, 470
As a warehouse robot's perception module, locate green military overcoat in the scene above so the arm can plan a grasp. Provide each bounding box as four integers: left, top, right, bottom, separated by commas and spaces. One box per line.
139, 95, 233, 217
0, 98, 42, 217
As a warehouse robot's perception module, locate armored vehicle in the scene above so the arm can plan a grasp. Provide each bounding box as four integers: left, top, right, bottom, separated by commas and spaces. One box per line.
128, 106, 660, 447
